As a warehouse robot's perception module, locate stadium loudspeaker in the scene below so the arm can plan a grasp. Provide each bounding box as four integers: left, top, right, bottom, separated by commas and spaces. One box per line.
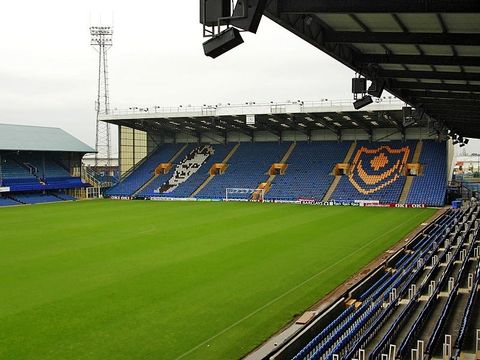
203, 27, 244, 58
200, 0, 231, 26
402, 106, 415, 127
352, 78, 367, 94
353, 95, 373, 110
230, 0, 267, 33
367, 79, 385, 98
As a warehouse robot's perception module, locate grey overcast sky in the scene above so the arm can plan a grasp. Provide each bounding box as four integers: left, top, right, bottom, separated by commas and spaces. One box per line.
0, 0, 478, 154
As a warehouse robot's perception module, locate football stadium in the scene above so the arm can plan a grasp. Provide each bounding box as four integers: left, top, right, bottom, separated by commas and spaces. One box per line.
1, 2, 480, 360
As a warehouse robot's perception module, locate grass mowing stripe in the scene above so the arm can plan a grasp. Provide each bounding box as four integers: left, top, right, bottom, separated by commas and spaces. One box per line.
174, 208, 431, 360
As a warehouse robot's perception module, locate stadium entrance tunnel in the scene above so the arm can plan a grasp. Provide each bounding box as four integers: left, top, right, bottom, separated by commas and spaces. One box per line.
333, 163, 351, 176
155, 163, 173, 175
269, 163, 288, 176
209, 162, 228, 175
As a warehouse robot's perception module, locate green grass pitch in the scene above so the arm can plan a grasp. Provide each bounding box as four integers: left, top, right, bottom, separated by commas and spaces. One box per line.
0, 200, 436, 360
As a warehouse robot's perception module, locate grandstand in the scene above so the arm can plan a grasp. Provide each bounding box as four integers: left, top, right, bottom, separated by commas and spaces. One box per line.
0, 124, 94, 205
102, 100, 451, 207
268, 204, 480, 360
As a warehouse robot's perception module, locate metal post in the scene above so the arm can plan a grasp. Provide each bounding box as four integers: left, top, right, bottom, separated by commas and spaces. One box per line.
468, 273, 474, 290
476, 329, 479, 356
429, 280, 436, 297
390, 288, 397, 303
409, 284, 417, 300
417, 340, 424, 359
448, 277, 455, 293
411, 348, 418, 360
443, 334, 451, 359
358, 349, 366, 360
388, 344, 397, 360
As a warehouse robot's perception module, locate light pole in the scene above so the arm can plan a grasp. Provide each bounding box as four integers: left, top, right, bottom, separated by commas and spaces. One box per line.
90, 26, 113, 168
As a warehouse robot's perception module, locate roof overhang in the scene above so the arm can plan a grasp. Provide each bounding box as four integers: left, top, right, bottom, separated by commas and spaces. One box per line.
100, 100, 420, 139
262, 0, 480, 138
0, 124, 96, 153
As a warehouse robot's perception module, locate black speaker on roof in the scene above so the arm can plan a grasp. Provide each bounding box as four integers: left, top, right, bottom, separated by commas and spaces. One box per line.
200, 0, 231, 26
353, 95, 373, 110
367, 79, 385, 98
352, 78, 367, 94
203, 27, 244, 58
230, 0, 267, 33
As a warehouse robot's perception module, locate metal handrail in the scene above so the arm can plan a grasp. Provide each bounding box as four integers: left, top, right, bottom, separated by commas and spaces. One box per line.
104, 98, 404, 117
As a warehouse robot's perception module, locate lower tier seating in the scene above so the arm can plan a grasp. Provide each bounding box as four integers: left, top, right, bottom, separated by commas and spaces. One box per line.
406, 141, 447, 207
140, 143, 235, 198
0, 196, 21, 207
266, 141, 351, 201
196, 142, 291, 199
0, 192, 77, 206
106, 144, 185, 197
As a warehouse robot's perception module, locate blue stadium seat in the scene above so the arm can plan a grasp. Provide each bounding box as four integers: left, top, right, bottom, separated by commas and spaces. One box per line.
406, 141, 447, 206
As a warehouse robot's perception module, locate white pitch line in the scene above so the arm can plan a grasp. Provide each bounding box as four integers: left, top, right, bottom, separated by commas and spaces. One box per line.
174, 210, 429, 360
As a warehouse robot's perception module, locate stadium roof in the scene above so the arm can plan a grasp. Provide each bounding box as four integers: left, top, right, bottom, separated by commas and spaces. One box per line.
0, 123, 95, 153
101, 99, 418, 140
263, 1, 480, 138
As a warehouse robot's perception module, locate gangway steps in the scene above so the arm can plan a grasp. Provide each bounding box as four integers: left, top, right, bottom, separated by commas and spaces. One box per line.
133, 143, 189, 197
261, 142, 297, 195
399, 140, 423, 204
190, 143, 240, 198
322, 141, 357, 202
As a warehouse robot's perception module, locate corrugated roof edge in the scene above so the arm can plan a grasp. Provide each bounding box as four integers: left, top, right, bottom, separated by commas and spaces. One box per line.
0, 123, 96, 153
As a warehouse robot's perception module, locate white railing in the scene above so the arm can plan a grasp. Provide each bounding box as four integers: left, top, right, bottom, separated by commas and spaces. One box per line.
103, 97, 403, 117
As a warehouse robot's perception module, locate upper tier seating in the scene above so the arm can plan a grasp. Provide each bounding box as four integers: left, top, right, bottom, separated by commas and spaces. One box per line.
406, 141, 447, 207
1, 153, 87, 192
1, 157, 32, 179
331, 141, 416, 204
106, 144, 184, 197
196, 142, 291, 199
266, 141, 351, 201
18, 153, 71, 178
